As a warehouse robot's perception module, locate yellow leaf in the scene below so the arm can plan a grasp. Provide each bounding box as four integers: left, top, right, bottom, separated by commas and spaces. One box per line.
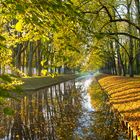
15, 20, 23, 32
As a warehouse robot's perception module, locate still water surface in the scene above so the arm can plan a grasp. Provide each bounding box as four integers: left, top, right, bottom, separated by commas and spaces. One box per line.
0, 75, 127, 140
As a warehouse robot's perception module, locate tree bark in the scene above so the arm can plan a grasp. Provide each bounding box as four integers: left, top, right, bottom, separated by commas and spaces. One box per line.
27, 42, 33, 76
127, 0, 134, 77
37, 41, 42, 76
134, 0, 140, 74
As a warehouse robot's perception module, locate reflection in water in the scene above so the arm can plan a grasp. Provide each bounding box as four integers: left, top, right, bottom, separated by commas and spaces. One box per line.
74, 77, 97, 140
0, 76, 128, 140
86, 79, 128, 140
0, 80, 83, 140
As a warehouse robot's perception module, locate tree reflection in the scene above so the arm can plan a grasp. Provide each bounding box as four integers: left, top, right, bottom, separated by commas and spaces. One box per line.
0, 81, 83, 140
89, 82, 128, 140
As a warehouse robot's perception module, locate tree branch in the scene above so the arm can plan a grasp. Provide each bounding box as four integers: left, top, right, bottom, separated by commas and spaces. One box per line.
82, 7, 104, 15
91, 31, 140, 41
112, 37, 130, 58
106, 32, 140, 41
98, 1, 140, 31
110, 19, 140, 31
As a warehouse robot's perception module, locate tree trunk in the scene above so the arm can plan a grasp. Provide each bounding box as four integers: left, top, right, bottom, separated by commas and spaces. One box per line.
110, 41, 117, 75
22, 50, 25, 73
127, 1, 134, 77
115, 41, 122, 75
134, 0, 140, 75
37, 42, 42, 76
15, 43, 23, 70
27, 42, 33, 76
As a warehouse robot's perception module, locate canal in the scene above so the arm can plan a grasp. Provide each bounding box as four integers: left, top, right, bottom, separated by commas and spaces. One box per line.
0, 75, 128, 140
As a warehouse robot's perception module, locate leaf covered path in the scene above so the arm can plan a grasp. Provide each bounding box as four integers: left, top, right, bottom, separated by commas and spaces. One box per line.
98, 75, 140, 137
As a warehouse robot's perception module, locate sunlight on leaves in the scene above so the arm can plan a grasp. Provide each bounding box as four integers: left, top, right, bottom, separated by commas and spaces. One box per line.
15, 20, 23, 32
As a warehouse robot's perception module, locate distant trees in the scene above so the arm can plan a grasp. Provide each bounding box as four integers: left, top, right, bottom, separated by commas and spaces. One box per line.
81, 0, 140, 77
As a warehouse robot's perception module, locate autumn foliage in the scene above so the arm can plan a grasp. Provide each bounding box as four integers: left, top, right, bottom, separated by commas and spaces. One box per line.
98, 75, 140, 136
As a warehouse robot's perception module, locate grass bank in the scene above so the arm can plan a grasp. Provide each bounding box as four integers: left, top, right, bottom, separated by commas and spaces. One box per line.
98, 75, 140, 138
21, 74, 81, 91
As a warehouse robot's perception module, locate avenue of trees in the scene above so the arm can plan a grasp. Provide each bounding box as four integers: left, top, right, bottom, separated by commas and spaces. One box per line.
0, 0, 140, 78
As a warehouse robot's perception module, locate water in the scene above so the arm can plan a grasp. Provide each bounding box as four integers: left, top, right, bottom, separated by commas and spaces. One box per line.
0, 75, 128, 140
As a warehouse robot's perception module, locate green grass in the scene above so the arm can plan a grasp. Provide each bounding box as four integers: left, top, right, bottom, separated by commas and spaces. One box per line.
21, 74, 80, 91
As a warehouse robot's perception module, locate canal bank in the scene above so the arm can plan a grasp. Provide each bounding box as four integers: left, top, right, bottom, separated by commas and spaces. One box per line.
21, 74, 81, 91
96, 74, 140, 140
88, 77, 128, 140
